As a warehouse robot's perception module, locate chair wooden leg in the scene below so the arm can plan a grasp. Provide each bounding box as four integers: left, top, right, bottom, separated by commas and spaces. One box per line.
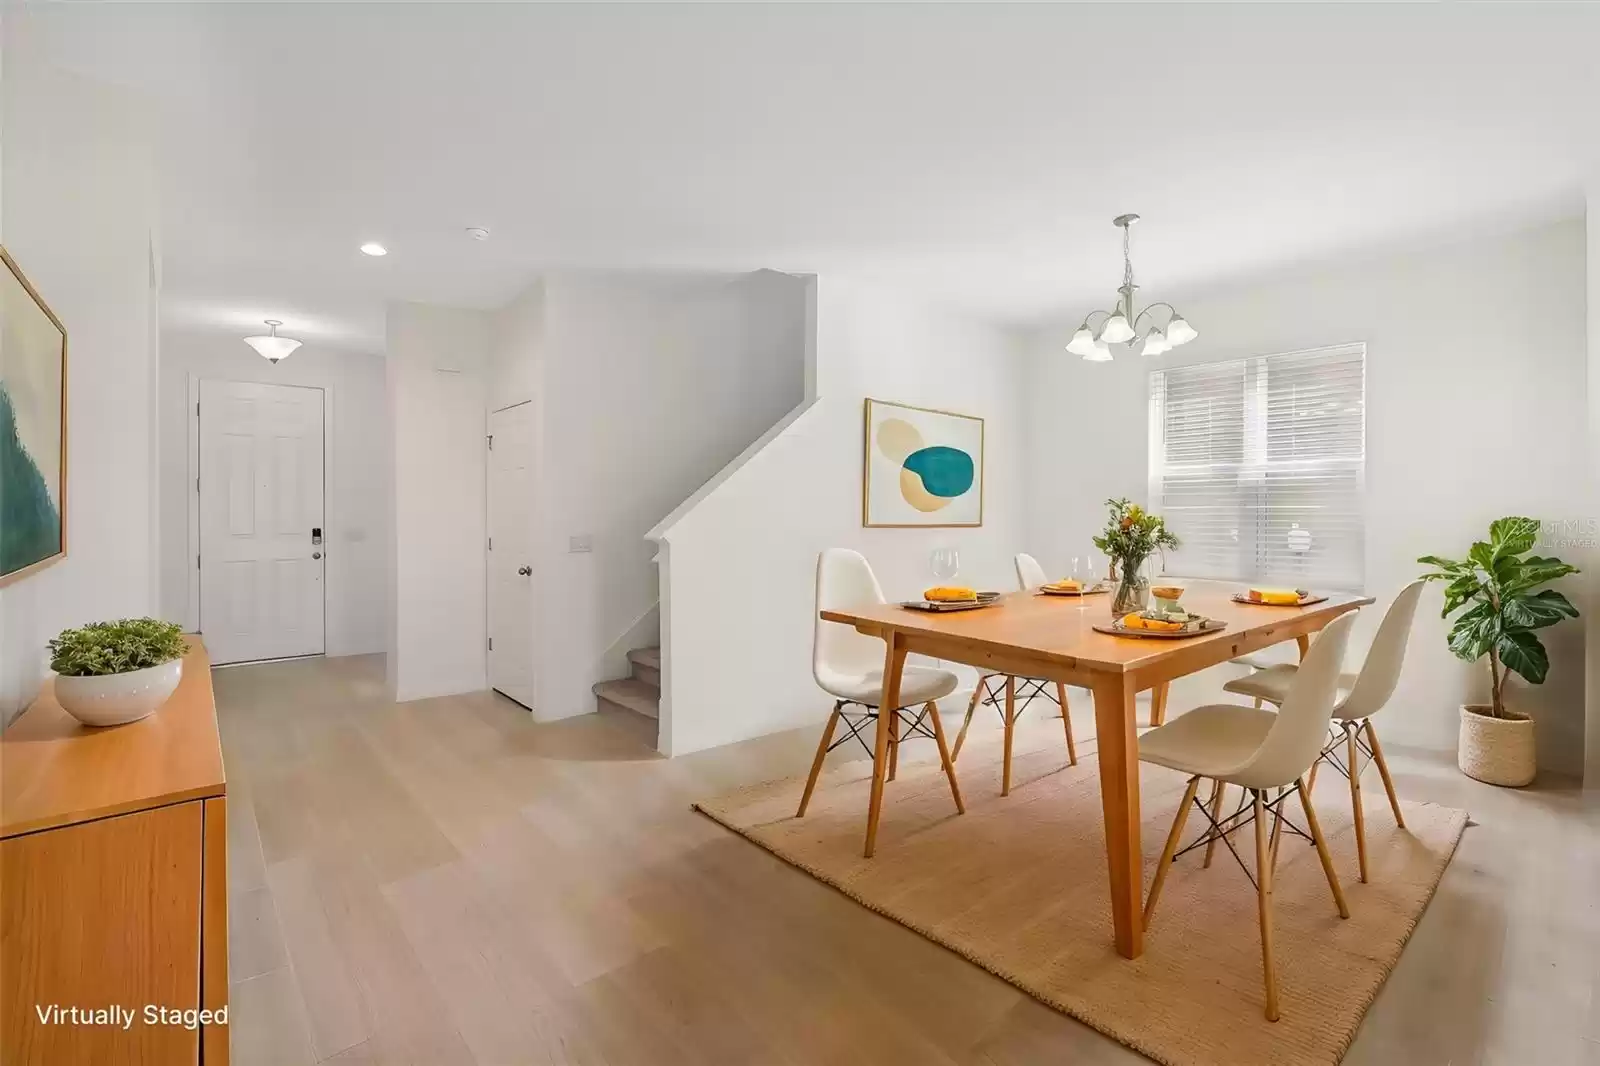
1151, 683, 1169, 727
1253, 790, 1280, 1022
1001, 676, 1017, 797
1268, 787, 1286, 873
927, 701, 965, 815
796, 704, 842, 818
1305, 753, 1321, 795
1346, 724, 1368, 883
1364, 719, 1405, 828
1057, 682, 1078, 766
1253, 696, 1264, 710
952, 676, 986, 762
888, 707, 900, 782
1143, 775, 1201, 929
1296, 777, 1351, 918
1203, 780, 1227, 869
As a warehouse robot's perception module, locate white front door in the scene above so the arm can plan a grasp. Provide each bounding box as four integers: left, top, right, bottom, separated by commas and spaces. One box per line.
487, 402, 536, 708
199, 379, 326, 665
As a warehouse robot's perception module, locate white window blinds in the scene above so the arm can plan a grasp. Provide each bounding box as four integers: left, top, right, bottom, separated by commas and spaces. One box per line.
1148, 343, 1366, 590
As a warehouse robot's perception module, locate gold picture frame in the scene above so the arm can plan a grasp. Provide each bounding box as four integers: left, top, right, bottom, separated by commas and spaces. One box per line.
1, 246, 69, 587
862, 398, 985, 528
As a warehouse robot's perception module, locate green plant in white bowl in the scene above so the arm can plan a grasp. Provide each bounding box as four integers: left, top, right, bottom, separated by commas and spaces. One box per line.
50, 618, 186, 675
49, 618, 187, 727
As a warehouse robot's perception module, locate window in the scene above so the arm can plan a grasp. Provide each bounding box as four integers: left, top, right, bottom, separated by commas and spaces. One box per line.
1148, 343, 1366, 589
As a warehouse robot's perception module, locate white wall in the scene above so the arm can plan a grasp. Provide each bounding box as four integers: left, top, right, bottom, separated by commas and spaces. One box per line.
1586, 193, 1599, 787
1, 25, 160, 724
1023, 218, 1590, 773
655, 276, 1027, 756
385, 302, 492, 702
157, 330, 389, 657
488, 269, 810, 723
488, 280, 543, 411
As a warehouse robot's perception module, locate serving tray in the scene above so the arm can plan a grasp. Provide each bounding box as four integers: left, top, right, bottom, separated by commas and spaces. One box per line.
1093, 618, 1228, 640
1038, 583, 1109, 597
1230, 591, 1328, 607
901, 592, 1002, 613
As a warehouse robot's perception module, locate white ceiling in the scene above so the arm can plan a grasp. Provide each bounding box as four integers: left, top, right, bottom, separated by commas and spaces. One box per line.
26, 2, 1600, 353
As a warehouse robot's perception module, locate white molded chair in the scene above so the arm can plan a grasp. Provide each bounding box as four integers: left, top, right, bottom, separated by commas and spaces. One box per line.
1138, 612, 1358, 1022
1221, 579, 1426, 882
1015, 552, 1048, 590
798, 550, 965, 849
1230, 648, 1297, 671
951, 552, 1078, 795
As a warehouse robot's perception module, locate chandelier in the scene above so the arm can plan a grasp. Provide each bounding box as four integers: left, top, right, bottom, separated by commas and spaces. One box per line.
243, 319, 302, 364
1066, 214, 1196, 362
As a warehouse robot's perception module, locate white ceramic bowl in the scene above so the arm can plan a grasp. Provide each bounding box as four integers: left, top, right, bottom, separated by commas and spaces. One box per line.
54, 659, 183, 727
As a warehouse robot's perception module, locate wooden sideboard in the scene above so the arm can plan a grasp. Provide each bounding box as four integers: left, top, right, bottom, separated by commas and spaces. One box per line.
1, 639, 228, 1065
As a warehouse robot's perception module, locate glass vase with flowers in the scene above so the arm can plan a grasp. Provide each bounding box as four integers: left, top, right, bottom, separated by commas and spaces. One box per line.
1091, 498, 1181, 616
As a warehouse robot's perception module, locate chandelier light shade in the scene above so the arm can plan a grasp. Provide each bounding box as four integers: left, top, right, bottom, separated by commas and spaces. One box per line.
1100, 310, 1134, 344
1067, 214, 1197, 362
1066, 325, 1098, 357
243, 319, 302, 364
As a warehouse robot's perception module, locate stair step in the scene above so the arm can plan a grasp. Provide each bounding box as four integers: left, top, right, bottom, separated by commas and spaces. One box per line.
627, 646, 661, 690
594, 678, 659, 720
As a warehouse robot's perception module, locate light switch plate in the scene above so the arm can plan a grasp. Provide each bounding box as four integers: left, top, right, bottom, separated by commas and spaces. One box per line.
568, 535, 594, 553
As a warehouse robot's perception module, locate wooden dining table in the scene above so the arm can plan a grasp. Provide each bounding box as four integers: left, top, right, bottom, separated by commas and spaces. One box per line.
820, 586, 1372, 960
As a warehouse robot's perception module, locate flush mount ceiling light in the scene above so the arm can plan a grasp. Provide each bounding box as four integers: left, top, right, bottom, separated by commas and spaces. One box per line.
1065, 214, 1197, 362
465, 227, 490, 241
243, 319, 301, 364
359, 242, 388, 257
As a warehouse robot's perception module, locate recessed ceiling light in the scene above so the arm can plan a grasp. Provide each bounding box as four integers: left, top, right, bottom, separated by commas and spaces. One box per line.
465, 227, 490, 241
360, 242, 388, 257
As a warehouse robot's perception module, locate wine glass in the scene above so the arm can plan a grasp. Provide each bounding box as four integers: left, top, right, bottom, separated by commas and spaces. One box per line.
1070, 556, 1093, 613
1082, 550, 1104, 589
930, 547, 961, 585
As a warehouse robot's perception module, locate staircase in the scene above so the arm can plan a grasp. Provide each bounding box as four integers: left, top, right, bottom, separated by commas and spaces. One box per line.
593, 647, 660, 720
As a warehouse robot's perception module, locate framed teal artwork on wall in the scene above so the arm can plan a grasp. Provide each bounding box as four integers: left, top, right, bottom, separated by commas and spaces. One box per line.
1, 247, 68, 586
863, 398, 984, 528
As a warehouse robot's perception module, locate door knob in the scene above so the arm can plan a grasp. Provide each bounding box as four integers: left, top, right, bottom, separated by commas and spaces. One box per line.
313, 552, 323, 560
517, 565, 532, 576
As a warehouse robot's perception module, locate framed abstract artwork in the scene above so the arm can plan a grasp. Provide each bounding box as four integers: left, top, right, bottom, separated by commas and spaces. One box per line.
1, 247, 68, 586
863, 398, 984, 527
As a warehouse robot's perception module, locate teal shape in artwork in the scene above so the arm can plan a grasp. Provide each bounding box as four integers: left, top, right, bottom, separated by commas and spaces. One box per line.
902, 446, 974, 499
0, 385, 62, 575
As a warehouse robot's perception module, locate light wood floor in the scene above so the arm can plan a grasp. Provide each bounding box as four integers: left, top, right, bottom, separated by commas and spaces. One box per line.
217, 654, 1600, 1066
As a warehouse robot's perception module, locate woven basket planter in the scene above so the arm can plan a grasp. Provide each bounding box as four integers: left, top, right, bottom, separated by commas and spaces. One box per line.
1458, 704, 1536, 787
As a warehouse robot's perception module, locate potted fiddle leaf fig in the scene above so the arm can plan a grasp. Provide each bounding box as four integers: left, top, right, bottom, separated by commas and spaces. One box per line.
48, 618, 188, 727
1418, 517, 1580, 787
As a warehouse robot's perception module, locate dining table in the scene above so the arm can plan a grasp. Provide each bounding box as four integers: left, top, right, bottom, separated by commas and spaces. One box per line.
819, 585, 1373, 960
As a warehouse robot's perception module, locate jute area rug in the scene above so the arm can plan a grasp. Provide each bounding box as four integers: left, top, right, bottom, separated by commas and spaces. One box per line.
694, 731, 1468, 1066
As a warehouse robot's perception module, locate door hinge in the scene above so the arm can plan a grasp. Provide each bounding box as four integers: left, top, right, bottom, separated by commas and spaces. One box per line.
195, 476, 200, 493
488, 636, 494, 651
196, 554, 201, 569
195, 401, 200, 416
487, 536, 492, 550
487, 434, 494, 450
